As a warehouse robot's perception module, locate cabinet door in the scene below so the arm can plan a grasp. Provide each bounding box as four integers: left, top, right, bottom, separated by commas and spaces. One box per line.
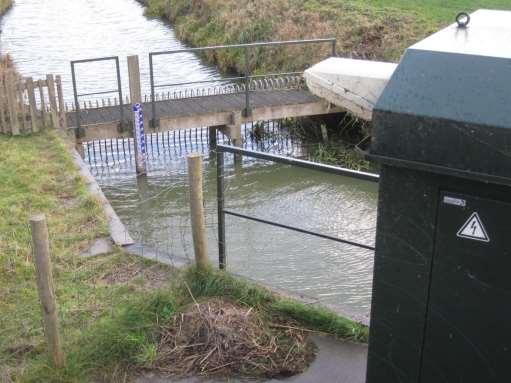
420, 192, 511, 383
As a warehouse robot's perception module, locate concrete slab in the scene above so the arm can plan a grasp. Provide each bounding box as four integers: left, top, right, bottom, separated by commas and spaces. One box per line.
304, 57, 397, 120
124, 243, 191, 269
71, 148, 135, 246
79, 237, 114, 258
136, 334, 367, 383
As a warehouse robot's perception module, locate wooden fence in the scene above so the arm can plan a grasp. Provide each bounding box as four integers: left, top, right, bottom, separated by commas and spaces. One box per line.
0, 70, 67, 135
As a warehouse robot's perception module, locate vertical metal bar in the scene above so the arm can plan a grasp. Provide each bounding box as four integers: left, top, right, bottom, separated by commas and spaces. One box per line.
217, 150, 226, 270
243, 47, 250, 117
115, 57, 124, 132
149, 53, 157, 128
331, 39, 337, 57
71, 62, 80, 138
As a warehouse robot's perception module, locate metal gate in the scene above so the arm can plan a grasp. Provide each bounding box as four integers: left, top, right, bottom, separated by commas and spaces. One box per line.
215, 144, 379, 270
70, 56, 124, 137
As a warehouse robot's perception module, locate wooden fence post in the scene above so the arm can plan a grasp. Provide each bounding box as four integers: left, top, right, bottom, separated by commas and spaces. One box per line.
46, 74, 58, 129
6, 71, 20, 135
38, 79, 49, 128
55, 75, 67, 131
128, 55, 147, 175
26, 77, 39, 132
30, 214, 65, 368
0, 75, 6, 134
187, 154, 209, 270
16, 82, 27, 133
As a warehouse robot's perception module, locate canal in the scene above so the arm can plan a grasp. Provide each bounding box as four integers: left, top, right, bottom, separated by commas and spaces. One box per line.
1, 0, 378, 321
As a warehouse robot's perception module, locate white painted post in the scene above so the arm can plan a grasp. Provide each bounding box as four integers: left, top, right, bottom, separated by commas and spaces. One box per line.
187, 154, 209, 270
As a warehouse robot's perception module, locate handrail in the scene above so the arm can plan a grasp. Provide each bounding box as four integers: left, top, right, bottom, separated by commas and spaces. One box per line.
150, 38, 337, 56
217, 144, 379, 183
149, 38, 337, 127
215, 144, 378, 269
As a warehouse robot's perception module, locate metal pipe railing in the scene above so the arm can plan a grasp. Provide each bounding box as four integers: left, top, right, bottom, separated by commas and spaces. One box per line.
149, 38, 336, 127
70, 56, 124, 137
215, 143, 378, 270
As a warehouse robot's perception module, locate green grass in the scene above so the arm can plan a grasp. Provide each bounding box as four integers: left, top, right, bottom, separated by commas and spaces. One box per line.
144, 0, 511, 74
0, 132, 367, 381
20, 267, 368, 382
0, 131, 175, 381
353, 0, 511, 23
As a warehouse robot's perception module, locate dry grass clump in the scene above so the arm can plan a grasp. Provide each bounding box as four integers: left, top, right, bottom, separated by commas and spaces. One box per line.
151, 298, 314, 378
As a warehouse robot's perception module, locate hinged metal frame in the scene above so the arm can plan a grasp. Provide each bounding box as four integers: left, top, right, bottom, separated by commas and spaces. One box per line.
215, 144, 378, 270
70, 56, 124, 138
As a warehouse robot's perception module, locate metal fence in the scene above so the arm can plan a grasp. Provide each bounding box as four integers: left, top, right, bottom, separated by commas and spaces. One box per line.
148, 38, 337, 127
215, 144, 379, 270
70, 56, 124, 137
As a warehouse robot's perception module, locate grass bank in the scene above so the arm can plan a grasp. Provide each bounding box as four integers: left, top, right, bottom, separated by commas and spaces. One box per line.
144, 0, 511, 74
23, 267, 367, 382
0, 0, 12, 15
0, 131, 174, 381
1, 133, 366, 382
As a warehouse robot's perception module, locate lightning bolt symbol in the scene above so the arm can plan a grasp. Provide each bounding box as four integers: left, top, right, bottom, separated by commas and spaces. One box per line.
471, 220, 477, 235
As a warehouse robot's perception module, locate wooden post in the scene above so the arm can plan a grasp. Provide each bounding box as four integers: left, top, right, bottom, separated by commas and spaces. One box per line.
26, 77, 39, 132
128, 55, 147, 175
38, 80, 48, 128
208, 126, 217, 149
229, 112, 243, 166
5, 71, 20, 135
30, 214, 65, 368
187, 154, 209, 270
46, 75, 58, 129
55, 76, 67, 131
16, 82, 27, 133
128, 55, 142, 104
320, 124, 329, 143
0, 76, 7, 134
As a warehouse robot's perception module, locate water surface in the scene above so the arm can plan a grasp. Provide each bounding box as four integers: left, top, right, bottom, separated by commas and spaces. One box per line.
1, 0, 378, 321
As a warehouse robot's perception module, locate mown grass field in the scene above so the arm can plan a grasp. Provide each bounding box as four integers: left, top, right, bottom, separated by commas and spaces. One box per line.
145, 0, 511, 73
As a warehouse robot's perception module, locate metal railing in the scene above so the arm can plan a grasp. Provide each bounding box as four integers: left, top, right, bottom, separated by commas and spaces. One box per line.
70, 56, 124, 137
149, 38, 337, 128
216, 144, 379, 270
